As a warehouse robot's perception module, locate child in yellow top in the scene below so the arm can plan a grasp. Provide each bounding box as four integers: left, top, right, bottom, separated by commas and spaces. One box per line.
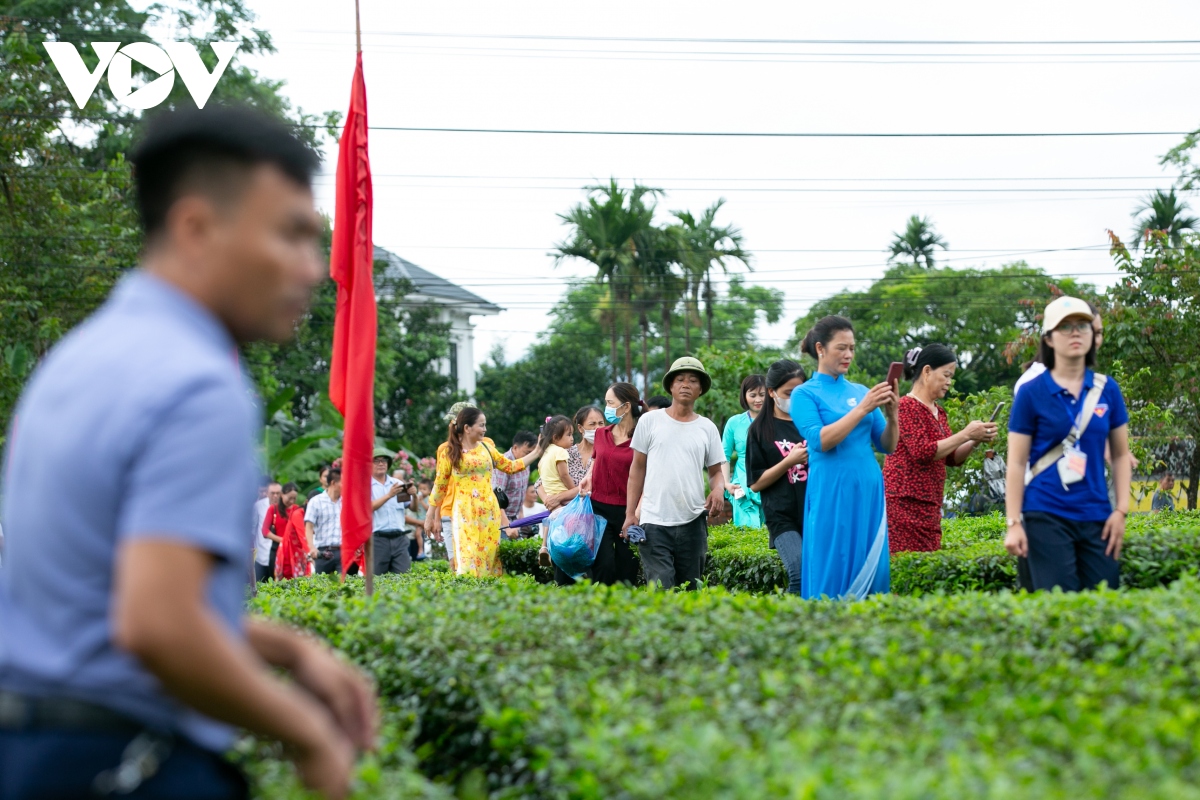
538, 415, 576, 497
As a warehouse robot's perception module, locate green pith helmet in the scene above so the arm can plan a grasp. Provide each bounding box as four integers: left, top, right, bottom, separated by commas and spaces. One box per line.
662, 356, 712, 396
372, 447, 394, 462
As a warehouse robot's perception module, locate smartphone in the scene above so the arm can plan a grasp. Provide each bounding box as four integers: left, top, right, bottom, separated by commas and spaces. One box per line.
885, 361, 904, 390
989, 401, 1006, 422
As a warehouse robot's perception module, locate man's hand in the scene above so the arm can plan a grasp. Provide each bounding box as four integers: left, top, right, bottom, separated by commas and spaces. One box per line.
290, 639, 378, 751
292, 727, 355, 800
705, 487, 724, 519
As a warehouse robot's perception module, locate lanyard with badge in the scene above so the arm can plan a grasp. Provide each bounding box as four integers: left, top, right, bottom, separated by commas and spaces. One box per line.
1025, 374, 1109, 491
1056, 393, 1088, 489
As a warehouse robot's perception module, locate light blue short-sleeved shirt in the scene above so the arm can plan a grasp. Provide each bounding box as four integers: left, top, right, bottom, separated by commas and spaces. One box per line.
0, 271, 260, 752
371, 475, 408, 532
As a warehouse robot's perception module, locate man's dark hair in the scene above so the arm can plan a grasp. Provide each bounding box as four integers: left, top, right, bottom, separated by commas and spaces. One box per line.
130, 105, 320, 237
645, 395, 671, 410
512, 430, 538, 448
326, 468, 342, 484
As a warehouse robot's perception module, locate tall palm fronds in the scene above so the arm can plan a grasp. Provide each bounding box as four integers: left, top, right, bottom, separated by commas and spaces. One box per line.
671, 200, 751, 348
888, 214, 948, 269
1132, 188, 1200, 250
554, 180, 661, 382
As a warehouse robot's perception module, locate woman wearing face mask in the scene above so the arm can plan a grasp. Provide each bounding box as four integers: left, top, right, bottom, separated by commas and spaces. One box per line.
722, 375, 767, 528
577, 382, 643, 585
792, 315, 900, 600
745, 361, 810, 595
883, 344, 998, 553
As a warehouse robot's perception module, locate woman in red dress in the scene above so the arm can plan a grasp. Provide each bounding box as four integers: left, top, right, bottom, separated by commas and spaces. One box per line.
883, 345, 998, 553
271, 482, 311, 580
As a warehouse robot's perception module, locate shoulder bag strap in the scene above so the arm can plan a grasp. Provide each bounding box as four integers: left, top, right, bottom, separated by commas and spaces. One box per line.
1026, 374, 1108, 484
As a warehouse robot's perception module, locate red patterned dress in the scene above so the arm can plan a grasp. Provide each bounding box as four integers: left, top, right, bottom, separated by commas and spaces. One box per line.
882, 396, 959, 553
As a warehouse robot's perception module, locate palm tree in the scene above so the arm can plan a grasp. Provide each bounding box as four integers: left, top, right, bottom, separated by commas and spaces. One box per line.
888, 215, 948, 269
672, 200, 751, 348
555, 180, 661, 382
1132, 188, 1200, 249
630, 224, 684, 388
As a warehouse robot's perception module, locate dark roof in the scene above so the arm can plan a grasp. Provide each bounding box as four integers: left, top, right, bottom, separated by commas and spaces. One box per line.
373, 246, 501, 314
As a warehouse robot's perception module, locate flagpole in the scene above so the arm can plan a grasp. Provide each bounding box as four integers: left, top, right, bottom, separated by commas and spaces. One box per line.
354, 0, 374, 598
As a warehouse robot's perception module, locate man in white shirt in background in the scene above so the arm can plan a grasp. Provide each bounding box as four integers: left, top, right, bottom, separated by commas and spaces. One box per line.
306, 468, 351, 575
625, 357, 726, 590
253, 481, 281, 582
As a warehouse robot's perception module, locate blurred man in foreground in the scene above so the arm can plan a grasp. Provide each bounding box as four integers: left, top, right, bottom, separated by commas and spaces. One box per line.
0, 107, 376, 800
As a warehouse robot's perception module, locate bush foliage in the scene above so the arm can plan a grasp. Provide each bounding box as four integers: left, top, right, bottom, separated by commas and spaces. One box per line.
497, 511, 1200, 595
251, 568, 1200, 798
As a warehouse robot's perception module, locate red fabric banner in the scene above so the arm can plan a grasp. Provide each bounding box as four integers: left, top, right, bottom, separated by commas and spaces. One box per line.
329, 52, 376, 576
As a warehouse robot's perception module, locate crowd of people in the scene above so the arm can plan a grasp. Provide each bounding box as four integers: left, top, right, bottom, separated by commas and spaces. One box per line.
340, 292, 1132, 599
258, 292, 1135, 604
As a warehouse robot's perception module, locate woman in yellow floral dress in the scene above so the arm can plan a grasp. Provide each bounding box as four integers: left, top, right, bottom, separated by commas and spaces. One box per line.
426, 406, 542, 576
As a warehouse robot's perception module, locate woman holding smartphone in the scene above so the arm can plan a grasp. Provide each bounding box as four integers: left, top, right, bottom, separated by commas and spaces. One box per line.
792, 315, 900, 600
1004, 296, 1131, 592
882, 344, 998, 553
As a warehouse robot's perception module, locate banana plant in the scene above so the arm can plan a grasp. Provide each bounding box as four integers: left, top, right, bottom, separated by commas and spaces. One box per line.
259, 388, 342, 496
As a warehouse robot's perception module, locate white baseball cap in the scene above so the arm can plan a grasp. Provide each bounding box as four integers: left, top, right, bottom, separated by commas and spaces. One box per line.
1042, 296, 1094, 334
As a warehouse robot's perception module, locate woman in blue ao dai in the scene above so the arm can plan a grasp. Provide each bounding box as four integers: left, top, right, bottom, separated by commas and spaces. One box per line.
792, 315, 900, 599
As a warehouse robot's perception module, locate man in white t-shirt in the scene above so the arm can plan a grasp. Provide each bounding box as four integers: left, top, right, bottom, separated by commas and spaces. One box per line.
253, 481, 280, 582
625, 357, 726, 590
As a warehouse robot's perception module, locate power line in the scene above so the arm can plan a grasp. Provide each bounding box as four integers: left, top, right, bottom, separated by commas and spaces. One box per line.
366, 125, 1191, 138
303, 31, 1200, 46
1, 112, 1191, 138
3, 165, 1177, 182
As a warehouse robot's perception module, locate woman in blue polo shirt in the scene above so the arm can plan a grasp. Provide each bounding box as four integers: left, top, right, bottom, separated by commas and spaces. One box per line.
1004, 296, 1132, 591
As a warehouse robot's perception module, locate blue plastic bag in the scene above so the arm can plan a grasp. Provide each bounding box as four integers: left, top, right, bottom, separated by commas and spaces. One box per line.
546, 495, 607, 578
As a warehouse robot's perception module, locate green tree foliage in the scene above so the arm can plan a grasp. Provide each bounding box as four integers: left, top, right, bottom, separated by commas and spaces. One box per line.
887, 214, 948, 269
1131, 188, 1199, 250
242, 254, 460, 462
475, 339, 610, 451
554, 180, 661, 383
1105, 230, 1200, 508
669, 200, 752, 350
791, 262, 1098, 395
477, 276, 783, 446
0, 0, 334, 436
691, 345, 782, 433
554, 182, 754, 389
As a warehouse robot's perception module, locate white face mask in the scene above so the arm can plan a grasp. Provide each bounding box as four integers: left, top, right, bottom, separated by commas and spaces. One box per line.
582, 429, 596, 443
775, 393, 791, 414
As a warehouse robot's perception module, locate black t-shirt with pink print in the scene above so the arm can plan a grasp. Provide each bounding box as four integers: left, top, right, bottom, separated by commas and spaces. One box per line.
745, 418, 809, 549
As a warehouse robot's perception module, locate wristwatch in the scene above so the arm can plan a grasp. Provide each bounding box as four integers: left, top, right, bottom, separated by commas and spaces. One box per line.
1006, 516, 1022, 528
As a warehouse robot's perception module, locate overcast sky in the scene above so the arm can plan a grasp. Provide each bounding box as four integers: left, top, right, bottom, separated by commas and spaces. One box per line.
235, 0, 1200, 371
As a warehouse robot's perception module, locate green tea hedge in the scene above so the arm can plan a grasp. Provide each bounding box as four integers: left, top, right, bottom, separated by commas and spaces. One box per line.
250, 572, 1200, 798
498, 511, 1200, 595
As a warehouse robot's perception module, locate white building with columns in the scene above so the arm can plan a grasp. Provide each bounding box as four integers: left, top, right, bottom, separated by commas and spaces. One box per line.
373, 246, 500, 398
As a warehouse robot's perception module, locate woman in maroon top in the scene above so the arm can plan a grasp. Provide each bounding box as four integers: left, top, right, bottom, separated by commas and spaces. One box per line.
883, 345, 998, 553
578, 381, 643, 585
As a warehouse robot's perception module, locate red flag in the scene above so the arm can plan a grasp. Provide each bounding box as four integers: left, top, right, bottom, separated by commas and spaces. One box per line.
329, 52, 376, 577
